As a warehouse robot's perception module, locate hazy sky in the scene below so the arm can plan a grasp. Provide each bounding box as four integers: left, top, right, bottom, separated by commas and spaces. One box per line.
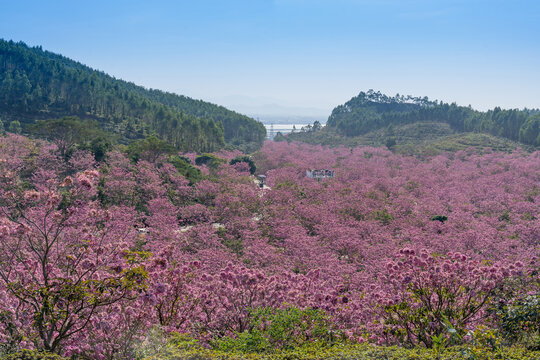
1, 0, 539, 117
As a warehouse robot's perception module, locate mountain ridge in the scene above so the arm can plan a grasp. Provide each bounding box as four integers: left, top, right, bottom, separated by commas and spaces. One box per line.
285, 89, 540, 149
0, 39, 266, 152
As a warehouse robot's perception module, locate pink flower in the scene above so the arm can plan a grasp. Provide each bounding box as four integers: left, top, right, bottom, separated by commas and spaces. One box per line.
77, 175, 92, 189
62, 176, 74, 186
23, 190, 40, 201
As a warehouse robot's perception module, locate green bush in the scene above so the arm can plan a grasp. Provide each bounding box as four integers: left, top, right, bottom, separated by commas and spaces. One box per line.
385, 137, 397, 149
211, 307, 341, 353
169, 155, 202, 184
7, 120, 22, 135
195, 153, 226, 168
127, 135, 176, 163
1, 350, 66, 360
496, 294, 540, 350
142, 340, 540, 360
372, 209, 394, 225
273, 132, 287, 142
430, 215, 448, 223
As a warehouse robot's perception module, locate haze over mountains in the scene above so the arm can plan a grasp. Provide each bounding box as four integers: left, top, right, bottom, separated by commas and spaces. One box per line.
211, 95, 329, 124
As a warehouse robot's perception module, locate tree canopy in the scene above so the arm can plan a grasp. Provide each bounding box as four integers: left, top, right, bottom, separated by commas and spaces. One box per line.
326, 90, 539, 146
28, 116, 110, 159
0, 39, 265, 153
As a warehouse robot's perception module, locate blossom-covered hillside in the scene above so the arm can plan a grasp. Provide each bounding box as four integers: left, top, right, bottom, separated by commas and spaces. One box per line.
0, 134, 538, 358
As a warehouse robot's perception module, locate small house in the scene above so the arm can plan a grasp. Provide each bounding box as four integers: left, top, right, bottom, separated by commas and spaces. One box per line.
306, 169, 335, 180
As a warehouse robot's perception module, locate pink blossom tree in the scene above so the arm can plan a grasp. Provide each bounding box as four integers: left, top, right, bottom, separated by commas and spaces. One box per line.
0, 171, 147, 353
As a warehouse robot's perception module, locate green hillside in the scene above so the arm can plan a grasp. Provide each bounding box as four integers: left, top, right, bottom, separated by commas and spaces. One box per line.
284, 121, 529, 156
325, 90, 540, 146
0, 39, 266, 152
285, 90, 540, 151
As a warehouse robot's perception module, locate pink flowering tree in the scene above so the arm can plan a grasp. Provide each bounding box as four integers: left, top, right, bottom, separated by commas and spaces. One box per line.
0, 134, 538, 355
195, 263, 291, 337
375, 248, 522, 347
146, 255, 201, 333
0, 170, 148, 353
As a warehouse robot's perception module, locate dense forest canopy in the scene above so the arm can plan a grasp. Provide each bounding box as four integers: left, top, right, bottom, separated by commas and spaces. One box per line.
0, 39, 266, 152
327, 90, 540, 146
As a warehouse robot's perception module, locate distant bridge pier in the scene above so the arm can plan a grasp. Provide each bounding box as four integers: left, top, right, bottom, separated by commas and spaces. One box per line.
267, 123, 275, 140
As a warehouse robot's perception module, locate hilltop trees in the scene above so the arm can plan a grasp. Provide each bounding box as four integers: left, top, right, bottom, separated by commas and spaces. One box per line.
326, 90, 539, 146
0, 39, 265, 152
519, 113, 540, 146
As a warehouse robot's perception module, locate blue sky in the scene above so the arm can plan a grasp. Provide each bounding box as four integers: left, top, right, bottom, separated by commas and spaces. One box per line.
1, 0, 539, 118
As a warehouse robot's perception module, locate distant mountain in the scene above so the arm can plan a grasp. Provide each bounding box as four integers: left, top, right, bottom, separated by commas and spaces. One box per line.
211, 94, 330, 124
324, 90, 540, 146
257, 115, 327, 125
0, 39, 266, 152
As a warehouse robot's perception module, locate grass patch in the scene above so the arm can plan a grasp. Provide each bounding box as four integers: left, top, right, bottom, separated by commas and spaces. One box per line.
285, 122, 536, 156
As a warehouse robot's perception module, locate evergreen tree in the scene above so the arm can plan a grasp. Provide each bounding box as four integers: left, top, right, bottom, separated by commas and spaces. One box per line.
29, 116, 109, 160
8, 120, 21, 134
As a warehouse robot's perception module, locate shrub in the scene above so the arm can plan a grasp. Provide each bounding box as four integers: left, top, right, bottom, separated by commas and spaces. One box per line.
195, 153, 226, 168
169, 155, 202, 184
430, 215, 448, 223
141, 340, 540, 360
1, 350, 66, 360
211, 307, 341, 353
372, 209, 394, 225
494, 294, 540, 349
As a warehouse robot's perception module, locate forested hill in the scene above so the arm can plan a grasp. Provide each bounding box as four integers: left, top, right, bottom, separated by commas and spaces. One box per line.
0, 39, 266, 152
326, 90, 540, 146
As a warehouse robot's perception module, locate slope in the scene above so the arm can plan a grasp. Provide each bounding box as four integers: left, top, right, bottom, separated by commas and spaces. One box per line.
0, 39, 266, 152
285, 90, 540, 151
325, 90, 539, 146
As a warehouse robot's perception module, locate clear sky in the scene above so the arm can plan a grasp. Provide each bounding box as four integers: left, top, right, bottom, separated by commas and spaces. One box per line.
1, 0, 539, 117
